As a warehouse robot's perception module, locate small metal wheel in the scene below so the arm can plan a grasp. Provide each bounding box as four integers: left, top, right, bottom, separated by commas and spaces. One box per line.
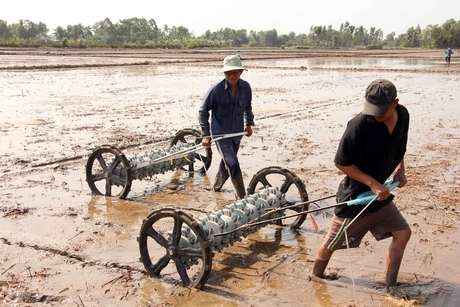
170, 128, 212, 174
85, 145, 132, 199
248, 166, 309, 228
138, 208, 212, 289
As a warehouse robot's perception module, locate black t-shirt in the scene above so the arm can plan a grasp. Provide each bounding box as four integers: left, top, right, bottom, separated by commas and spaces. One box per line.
334, 104, 409, 218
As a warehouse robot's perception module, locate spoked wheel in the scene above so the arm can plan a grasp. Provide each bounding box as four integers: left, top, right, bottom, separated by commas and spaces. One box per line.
248, 166, 309, 228
170, 128, 212, 174
138, 208, 212, 289
85, 145, 132, 199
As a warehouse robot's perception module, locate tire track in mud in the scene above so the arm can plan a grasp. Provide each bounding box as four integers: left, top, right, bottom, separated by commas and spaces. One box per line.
0, 61, 151, 71
257, 97, 357, 121
256, 82, 434, 123
0, 237, 146, 274
1, 136, 174, 179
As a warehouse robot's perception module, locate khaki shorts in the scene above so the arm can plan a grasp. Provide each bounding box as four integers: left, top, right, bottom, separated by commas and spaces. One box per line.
322, 201, 410, 251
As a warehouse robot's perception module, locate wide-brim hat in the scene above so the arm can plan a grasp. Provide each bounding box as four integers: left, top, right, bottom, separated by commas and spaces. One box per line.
362, 79, 397, 117
220, 54, 248, 72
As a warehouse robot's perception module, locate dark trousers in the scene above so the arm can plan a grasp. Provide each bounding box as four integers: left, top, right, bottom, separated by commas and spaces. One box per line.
215, 138, 241, 182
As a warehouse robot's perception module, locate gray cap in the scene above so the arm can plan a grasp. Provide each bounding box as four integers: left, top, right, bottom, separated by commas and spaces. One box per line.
362, 79, 397, 117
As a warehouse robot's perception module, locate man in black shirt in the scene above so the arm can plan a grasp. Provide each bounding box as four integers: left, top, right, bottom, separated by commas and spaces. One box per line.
312, 79, 412, 290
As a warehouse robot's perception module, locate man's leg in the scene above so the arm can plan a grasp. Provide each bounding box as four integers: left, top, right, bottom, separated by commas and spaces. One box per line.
385, 228, 411, 289
312, 246, 334, 277
231, 171, 246, 199
312, 214, 360, 277
213, 160, 229, 191
214, 139, 245, 197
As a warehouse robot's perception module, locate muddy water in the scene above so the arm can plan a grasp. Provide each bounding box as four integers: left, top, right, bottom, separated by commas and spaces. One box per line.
1, 50, 460, 306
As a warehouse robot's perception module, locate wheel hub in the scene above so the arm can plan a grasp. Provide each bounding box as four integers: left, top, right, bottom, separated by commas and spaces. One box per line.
167, 246, 178, 258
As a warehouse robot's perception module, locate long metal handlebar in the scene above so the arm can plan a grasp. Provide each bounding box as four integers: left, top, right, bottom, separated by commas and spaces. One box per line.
136, 132, 247, 169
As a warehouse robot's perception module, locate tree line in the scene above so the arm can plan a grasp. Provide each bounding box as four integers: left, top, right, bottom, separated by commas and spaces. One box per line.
0, 17, 459, 49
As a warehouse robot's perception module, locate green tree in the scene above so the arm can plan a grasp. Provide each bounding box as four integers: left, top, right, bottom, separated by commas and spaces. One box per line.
0, 20, 11, 39
92, 18, 118, 45
440, 18, 460, 48
247, 30, 261, 47
263, 29, 279, 47
401, 25, 421, 47
384, 31, 396, 47
353, 26, 367, 46
7, 20, 48, 41
53, 26, 67, 40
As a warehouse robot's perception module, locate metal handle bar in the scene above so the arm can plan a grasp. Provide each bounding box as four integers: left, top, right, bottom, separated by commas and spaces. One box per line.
347, 180, 400, 205
136, 132, 247, 168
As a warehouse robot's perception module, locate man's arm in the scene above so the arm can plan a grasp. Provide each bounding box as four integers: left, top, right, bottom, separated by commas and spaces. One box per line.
335, 163, 390, 201
393, 158, 407, 188
198, 86, 215, 146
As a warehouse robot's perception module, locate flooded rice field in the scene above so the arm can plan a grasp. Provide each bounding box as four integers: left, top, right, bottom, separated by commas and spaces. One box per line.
0, 48, 459, 306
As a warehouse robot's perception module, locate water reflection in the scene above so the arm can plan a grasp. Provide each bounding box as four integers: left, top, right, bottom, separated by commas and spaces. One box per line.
249, 58, 440, 70
86, 195, 149, 227
311, 280, 335, 307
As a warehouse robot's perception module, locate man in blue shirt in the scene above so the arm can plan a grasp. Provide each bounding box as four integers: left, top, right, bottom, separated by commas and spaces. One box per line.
198, 54, 255, 199
445, 48, 454, 64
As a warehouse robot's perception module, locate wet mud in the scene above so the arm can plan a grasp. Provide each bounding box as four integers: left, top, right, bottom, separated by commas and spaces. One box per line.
1, 48, 460, 306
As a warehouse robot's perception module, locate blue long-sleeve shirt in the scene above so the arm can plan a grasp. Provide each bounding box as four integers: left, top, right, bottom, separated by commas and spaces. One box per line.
198, 78, 254, 143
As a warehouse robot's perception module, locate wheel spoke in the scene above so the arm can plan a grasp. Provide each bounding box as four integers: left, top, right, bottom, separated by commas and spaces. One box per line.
172, 217, 183, 244
279, 177, 293, 194
151, 254, 170, 276
96, 155, 108, 171
108, 158, 121, 173
105, 180, 112, 196
173, 258, 191, 286
146, 227, 169, 247
258, 175, 271, 188
194, 153, 206, 164
90, 173, 105, 182
111, 174, 126, 186
179, 247, 203, 259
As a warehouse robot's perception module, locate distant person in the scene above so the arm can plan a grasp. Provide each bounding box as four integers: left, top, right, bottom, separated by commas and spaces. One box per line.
445, 48, 454, 64
198, 54, 254, 199
311, 79, 412, 290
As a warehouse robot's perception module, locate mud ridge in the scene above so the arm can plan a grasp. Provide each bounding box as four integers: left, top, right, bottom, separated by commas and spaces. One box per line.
0, 238, 146, 274
0, 61, 151, 71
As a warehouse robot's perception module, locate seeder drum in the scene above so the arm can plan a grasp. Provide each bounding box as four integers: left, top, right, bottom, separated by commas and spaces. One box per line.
138, 166, 310, 288
85, 129, 212, 199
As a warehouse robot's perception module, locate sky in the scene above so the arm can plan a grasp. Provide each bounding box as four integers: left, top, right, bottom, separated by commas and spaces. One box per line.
1, 0, 457, 37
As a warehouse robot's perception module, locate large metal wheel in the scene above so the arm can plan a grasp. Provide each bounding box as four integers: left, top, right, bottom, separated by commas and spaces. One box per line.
138, 208, 212, 289
85, 145, 132, 199
170, 128, 212, 174
248, 166, 309, 228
